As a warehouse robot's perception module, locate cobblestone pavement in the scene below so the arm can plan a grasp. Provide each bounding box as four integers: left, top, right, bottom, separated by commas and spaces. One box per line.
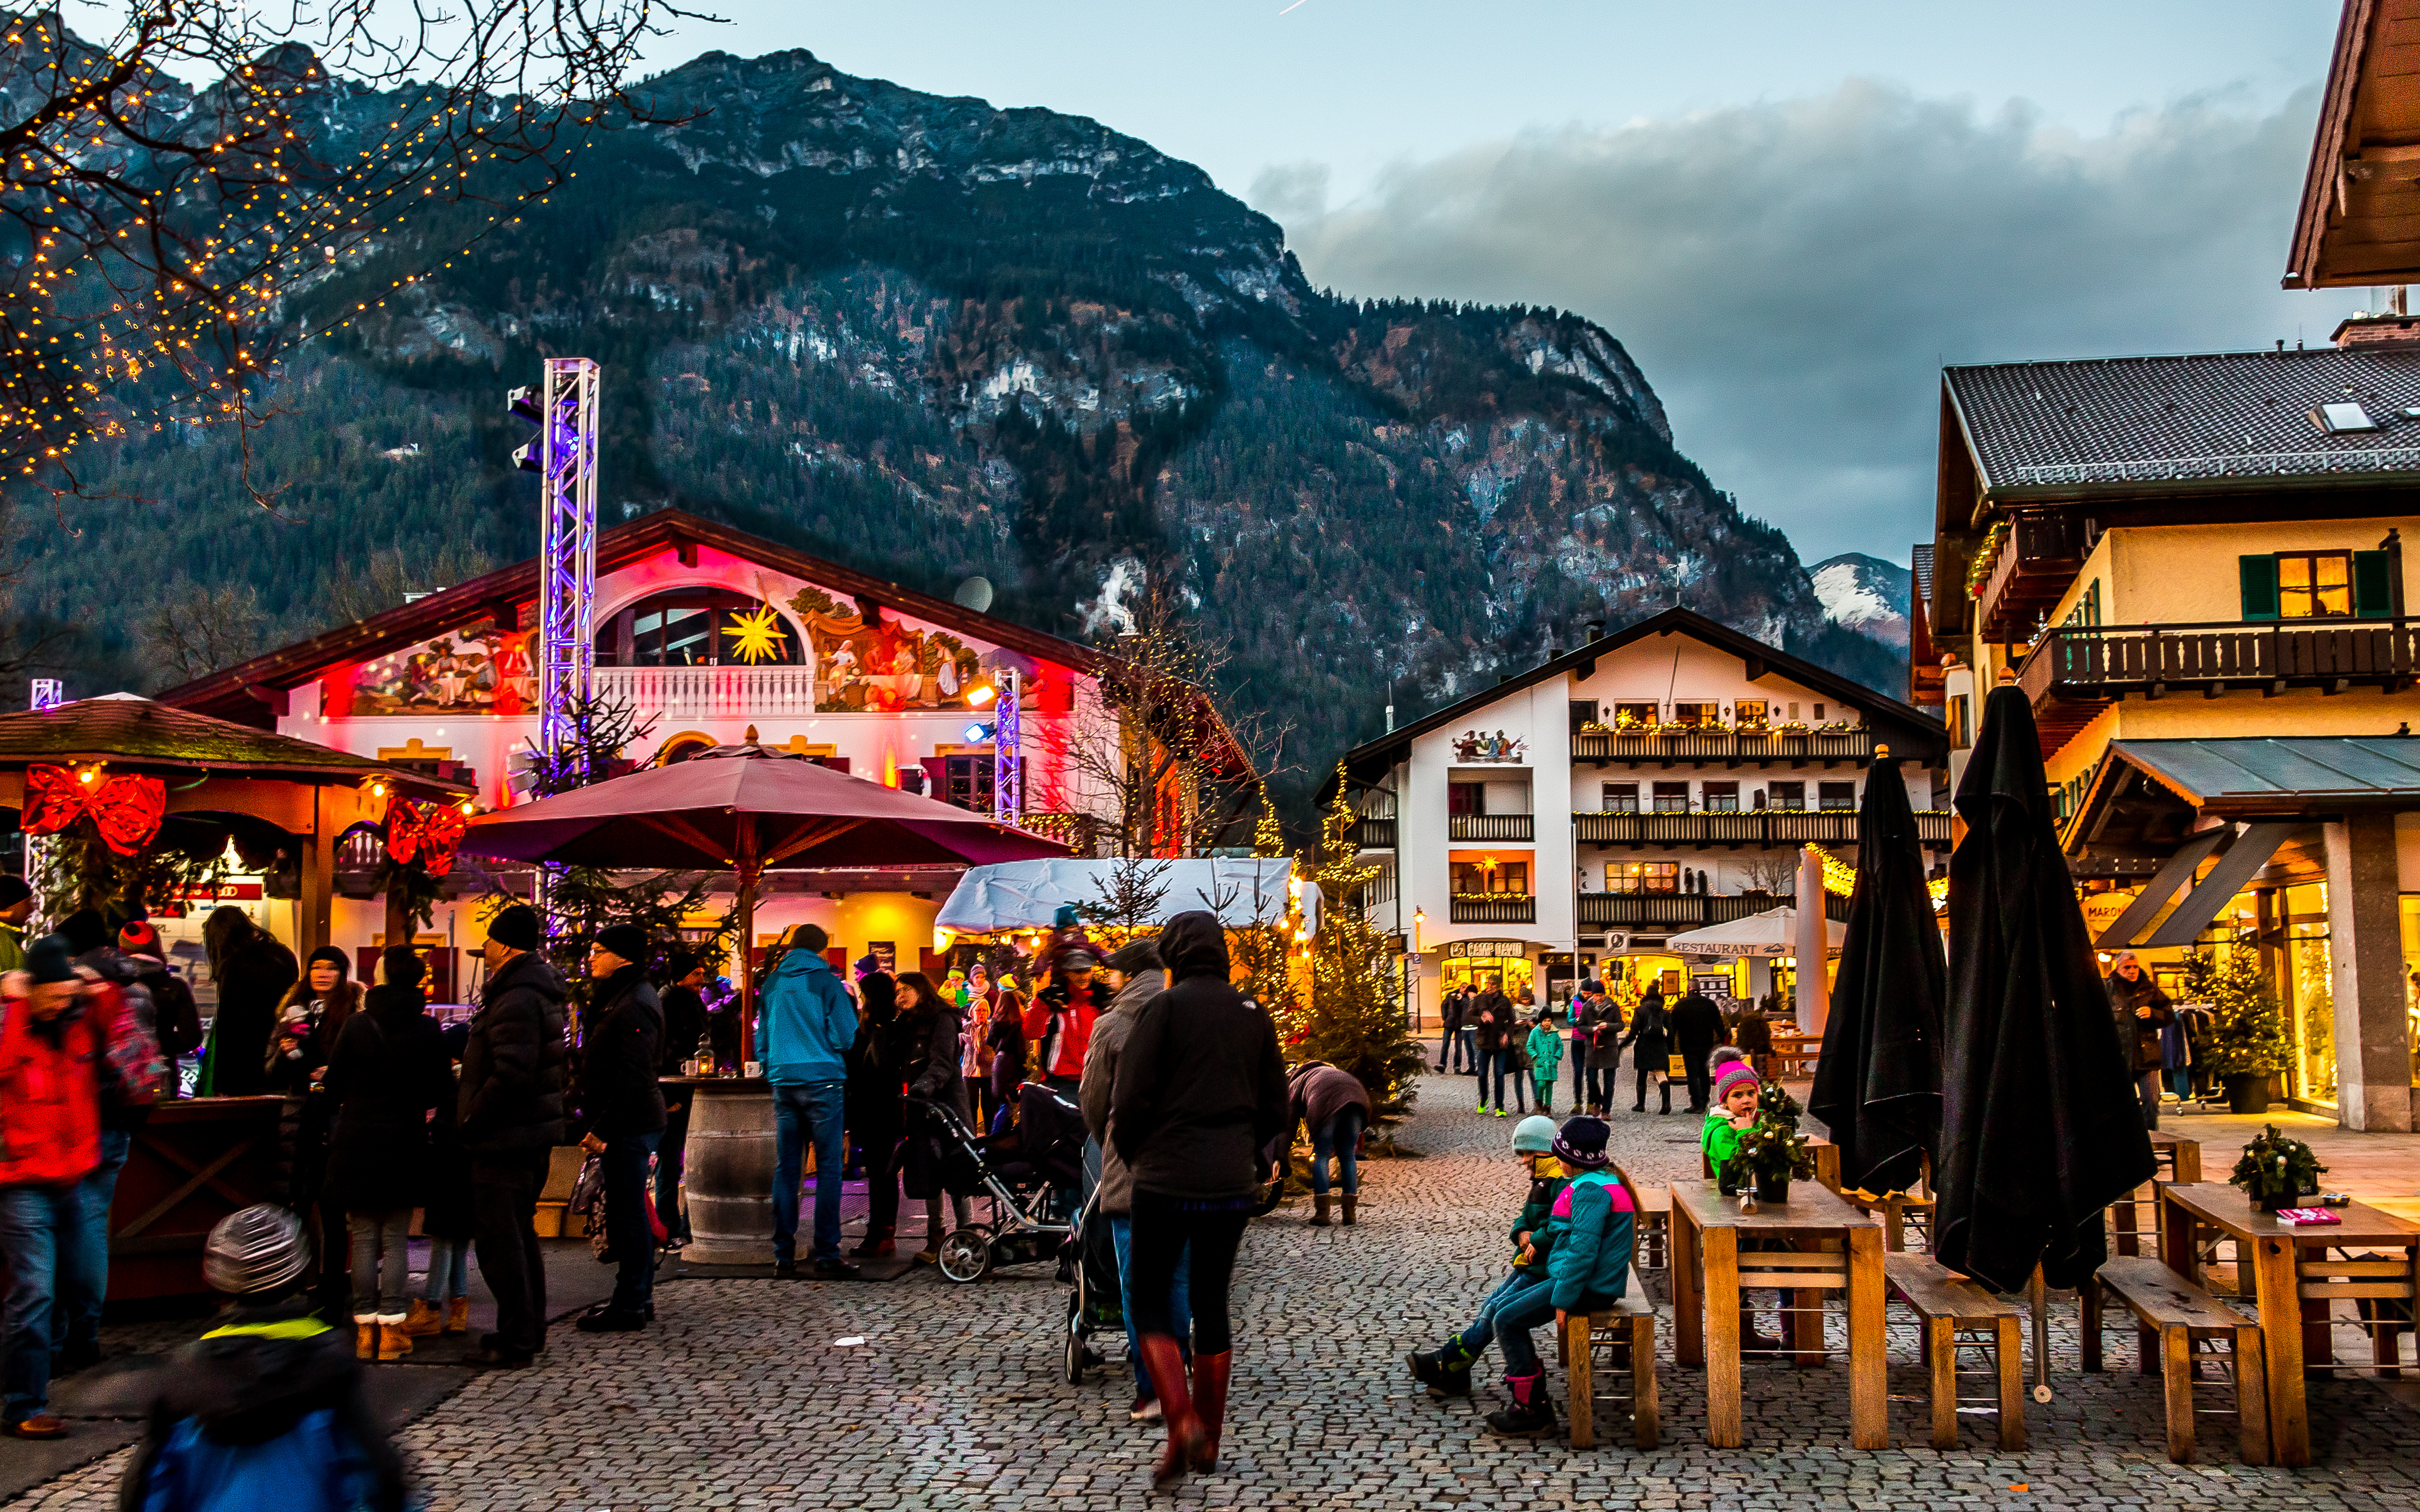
13, 1072, 2420, 1510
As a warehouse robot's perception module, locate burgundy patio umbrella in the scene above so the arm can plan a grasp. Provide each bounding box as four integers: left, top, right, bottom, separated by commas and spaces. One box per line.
458, 745, 1066, 1055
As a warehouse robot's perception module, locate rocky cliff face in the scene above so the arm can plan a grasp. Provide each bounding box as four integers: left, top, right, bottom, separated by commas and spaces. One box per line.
30, 44, 1880, 785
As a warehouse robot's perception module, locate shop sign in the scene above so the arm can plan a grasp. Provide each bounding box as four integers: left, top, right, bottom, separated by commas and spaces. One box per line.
170, 882, 264, 901
1444, 940, 1526, 960
2082, 890, 2139, 940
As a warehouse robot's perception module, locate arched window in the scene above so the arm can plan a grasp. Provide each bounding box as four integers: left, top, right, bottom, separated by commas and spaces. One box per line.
595, 590, 804, 667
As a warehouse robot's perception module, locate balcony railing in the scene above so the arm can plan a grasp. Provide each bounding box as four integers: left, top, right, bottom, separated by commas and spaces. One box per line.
1576, 890, 1849, 928
2016, 617, 2420, 705
1573, 811, 1951, 846
1976, 513, 2087, 640
1350, 817, 1398, 850
1569, 729, 1878, 764
593, 664, 818, 721
1449, 814, 1535, 841
1450, 895, 1537, 924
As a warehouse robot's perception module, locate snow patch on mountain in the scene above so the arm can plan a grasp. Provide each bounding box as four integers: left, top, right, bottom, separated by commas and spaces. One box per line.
1809, 553, 1910, 649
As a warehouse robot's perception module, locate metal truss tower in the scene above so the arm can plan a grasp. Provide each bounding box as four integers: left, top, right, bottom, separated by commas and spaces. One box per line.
993, 670, 1022, 821
517, 358, 600, 775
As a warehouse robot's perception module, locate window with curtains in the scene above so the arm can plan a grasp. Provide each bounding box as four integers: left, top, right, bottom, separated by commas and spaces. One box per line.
1601, 782, 1639, 813
1605, 862, 1679, 894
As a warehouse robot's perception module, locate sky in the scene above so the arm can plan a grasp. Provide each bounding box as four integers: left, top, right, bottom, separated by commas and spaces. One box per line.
635, 1, 2370, 566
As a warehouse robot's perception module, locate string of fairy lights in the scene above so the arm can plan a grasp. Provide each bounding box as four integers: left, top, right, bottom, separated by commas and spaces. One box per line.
2, 3, 663, 487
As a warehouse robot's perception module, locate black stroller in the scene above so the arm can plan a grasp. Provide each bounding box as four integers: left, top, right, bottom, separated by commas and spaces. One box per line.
1064, 1178, 1124, 1384
913, 1082, 1086, 1284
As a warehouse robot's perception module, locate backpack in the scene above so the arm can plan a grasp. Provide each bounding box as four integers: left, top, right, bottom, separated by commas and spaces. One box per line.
93, 978, 167, 1110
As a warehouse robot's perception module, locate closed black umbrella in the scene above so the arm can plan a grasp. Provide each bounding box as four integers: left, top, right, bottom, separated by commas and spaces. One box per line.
1936, 682, 2153, 1293
1807, 752, 1943, 1195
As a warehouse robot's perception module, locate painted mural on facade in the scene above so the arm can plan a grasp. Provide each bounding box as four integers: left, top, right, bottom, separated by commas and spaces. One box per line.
789, 586, 1002, 713
330, 629, 538, 717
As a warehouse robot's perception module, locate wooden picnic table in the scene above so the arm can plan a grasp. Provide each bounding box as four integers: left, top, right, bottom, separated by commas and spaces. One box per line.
1669, 1179, 1888, 1449
2110, 1130, 2202, 1259
2157, 1181, 2420, 1468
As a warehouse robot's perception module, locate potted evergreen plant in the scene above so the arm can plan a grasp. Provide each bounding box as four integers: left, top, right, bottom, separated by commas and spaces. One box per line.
2229, 1123, 2326, 1213
2186, 950, 2292, 1115
1732, 1119, 1814, 1204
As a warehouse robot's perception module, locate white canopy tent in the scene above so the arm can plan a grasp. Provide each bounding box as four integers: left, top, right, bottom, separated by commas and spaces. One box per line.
936, 857, 1320, 935
1662, 905, 1843, 959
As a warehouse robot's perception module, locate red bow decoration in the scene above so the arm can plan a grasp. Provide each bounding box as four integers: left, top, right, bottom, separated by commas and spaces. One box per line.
385, 798, 468, 877
21, 765, 165, 856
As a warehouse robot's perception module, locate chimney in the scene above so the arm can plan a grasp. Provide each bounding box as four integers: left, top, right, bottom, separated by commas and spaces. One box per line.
2332, 291, 2420, 348
1585, 619, 1606, 643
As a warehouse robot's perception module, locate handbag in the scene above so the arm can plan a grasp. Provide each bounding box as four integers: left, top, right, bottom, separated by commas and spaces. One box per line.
1666, 1053, 1688, 1078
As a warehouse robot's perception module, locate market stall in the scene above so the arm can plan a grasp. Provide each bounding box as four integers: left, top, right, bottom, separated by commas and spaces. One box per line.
0, 695, 473, 1297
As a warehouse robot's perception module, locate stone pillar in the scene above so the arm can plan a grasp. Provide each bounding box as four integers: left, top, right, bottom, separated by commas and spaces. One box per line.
2324, 814, 2414, 1132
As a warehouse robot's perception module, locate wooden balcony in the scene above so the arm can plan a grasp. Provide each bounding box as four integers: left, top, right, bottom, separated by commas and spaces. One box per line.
2015, 617, 2420, 751
1576, 890, 1849, 928
1571, 811, 1951, 848
1449, 895, 1537, 924
1449, 813, 1535, 841
1975, 514, 2086, 640
1568, 728, 1877, 768
594, 664, 818, 721
1349, 816, 1398, 850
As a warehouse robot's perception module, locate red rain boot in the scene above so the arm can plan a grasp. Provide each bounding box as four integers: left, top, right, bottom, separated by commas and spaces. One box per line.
1189, 1350, 1232, 1470
1137, 1334, 1205, 1489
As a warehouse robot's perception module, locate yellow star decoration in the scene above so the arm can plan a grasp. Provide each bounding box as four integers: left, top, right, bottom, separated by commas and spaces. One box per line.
722, 604, 787, 664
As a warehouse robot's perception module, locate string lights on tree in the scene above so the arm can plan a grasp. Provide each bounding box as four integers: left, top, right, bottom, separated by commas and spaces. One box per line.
0, 0, 710, 498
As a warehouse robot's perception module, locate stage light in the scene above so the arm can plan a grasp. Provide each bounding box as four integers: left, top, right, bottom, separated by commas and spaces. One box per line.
965, 722, 994, 742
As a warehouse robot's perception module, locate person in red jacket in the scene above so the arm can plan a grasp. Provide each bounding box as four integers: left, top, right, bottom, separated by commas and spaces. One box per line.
0, 936, 106, 1439
1024, 950, 1103, 1096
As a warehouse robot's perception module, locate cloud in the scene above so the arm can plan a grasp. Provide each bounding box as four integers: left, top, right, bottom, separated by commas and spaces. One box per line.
1258, 79, 2366, 565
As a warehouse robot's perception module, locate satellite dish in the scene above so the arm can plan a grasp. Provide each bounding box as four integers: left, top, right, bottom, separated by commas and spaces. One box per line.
952, 576, 994, 613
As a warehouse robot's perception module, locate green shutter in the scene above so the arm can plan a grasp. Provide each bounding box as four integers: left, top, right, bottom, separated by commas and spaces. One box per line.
2239, 555, 2279, 621
2354, 550, 2393, 618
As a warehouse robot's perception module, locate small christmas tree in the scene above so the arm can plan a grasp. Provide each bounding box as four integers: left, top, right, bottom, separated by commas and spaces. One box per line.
2184, 949, 2292, 1079
1292, 766, 1426, 1124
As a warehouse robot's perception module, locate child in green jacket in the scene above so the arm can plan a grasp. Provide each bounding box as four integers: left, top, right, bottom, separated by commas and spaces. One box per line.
1525, 1012, 1564, 1115
1483, 1117, 1634, 1439
1703, 1047, 1761, 1183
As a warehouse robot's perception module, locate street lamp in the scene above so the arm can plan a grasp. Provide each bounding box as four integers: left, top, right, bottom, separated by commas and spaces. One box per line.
1413, 905, 1425, 954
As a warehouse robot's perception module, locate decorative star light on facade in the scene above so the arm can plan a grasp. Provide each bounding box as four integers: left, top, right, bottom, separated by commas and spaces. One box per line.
723, 604, 786, 664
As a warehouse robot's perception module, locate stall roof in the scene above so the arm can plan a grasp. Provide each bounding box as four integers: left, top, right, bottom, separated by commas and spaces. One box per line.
936, 858, 1320, 935
0, 698, 467, 793
2103, 736, 2420, 811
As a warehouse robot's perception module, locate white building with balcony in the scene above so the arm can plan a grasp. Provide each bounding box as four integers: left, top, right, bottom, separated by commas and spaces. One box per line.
1324, 608, 1949, 1024
156, 510, 1171, 994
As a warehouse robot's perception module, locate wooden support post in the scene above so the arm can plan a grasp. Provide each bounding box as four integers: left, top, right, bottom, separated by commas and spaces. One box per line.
1631, 1310, 1659, 1450
1847, 1226, 1888, 1449
1927, 1317, 1957, 1448
1565, 1313, 1595, 1449
2254, 1237, 2309, 1467
1994, 1314, 2026, 1450
1706, 1228, 1742, 1448
2234, 1321, 2271, 1466
2161, 1324, 2196, 1464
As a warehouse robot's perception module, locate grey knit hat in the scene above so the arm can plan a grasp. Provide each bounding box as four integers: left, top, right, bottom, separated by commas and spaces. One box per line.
202, 1204, 308, 1296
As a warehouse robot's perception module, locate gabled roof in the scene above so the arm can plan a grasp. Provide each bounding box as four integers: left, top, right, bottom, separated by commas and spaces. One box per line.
2287, 0, 2420, 289
157, 509, 1102, 728
0, 699, 467, 792
1940, 347, 2420, 519
1323, 606, 1944, 794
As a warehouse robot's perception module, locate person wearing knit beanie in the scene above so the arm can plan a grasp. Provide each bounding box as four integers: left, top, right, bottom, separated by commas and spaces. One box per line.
1550, 1116, 1611, 1171
1710, 1047, 1761, 1114
1406, 1112, 1575, 1404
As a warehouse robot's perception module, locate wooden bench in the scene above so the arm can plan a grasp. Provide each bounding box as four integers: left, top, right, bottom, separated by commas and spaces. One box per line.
1560, 1295, 1659, 1449
2084, 1257, 2268, 1465
1882, 1252, 2025, 1449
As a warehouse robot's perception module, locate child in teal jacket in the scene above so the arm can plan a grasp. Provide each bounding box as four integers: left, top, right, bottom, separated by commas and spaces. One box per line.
1525, 1012, 1565, 1115
1478, 1116, 1634, 1439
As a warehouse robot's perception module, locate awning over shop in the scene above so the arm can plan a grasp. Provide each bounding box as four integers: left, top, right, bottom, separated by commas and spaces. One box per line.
2073, 737, 2420, 949
1663, 905, 1842, 959
936, 858, 1319, 935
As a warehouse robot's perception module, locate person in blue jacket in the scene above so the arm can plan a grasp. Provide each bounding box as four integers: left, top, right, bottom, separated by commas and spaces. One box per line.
1478, 1115, 1635, 1439
756, 923, 863, 1280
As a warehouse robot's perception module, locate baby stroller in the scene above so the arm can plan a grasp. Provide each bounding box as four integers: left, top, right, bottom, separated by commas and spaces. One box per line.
913, 1082, 1085, 1284
1064, 1179, 1124, 1385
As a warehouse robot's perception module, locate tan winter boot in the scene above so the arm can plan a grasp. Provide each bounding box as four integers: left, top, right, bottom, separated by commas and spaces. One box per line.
1309, 1194, 1332, 1227
354, 1321, 376, 1360
445, 1298, 470, 1335
376, 1318, 413, 1361
397, 1300, 445, 1339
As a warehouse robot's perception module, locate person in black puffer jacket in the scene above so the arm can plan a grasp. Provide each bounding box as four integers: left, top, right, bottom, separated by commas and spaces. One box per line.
456, 906, 568, 1366
845, 965, 904, 1258
322, 949, 454, 1360
892, 972, 972, 1265
1110, 911, 1289, 1491
571, 924, 666, 1332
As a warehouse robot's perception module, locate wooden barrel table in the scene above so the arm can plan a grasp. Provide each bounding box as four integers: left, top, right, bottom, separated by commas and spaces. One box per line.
108, 1096, 285, 1300
673, 1078, 778, 1265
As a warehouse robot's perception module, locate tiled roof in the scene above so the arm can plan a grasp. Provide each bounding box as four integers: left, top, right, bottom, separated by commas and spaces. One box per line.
0, 698, 466, 791
1945, 345, 2420, 492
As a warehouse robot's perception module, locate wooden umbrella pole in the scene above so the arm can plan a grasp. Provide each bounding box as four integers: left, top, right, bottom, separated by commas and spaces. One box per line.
737, 815, 759, 1067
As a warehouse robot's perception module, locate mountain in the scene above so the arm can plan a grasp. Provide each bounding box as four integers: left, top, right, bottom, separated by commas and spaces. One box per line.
19, 44, 1896, 802
1809, 553, 1910, 650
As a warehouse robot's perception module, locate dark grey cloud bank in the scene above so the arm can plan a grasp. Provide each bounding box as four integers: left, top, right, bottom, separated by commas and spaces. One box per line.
1256, 80, 2367, 566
